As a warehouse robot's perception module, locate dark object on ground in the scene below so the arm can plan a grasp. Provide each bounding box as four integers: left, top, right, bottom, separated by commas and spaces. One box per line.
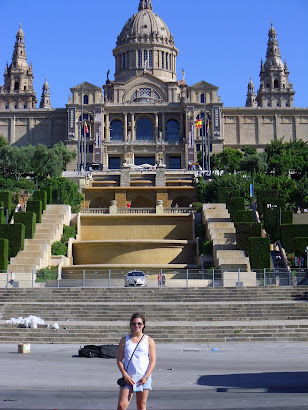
78, 344, 118, 358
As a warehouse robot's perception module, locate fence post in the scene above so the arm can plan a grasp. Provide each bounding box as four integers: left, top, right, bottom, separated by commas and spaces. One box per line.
6, 269, 9, 288
83, 269, 86, 288
264, 268, 266, 287
238, 268, 240, 287
213, 269, 215, 287
57, 266, 60, 288
108, 270, 111, 288
32, 270, 34, 288
186, 269, 189, 288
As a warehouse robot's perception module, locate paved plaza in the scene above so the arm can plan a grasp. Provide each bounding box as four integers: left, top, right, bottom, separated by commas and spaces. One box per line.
0, 342, 308, 409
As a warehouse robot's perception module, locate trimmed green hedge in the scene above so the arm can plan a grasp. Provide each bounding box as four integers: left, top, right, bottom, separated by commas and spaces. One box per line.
217, 187, 232, 204
0, 191, 11, 216
228, 197, 245, 221
32, 190, 47, 211
27, 200, 42, 223
40, 187, 52, 204
0, 224, 25, 259
294, 237, 308, 257
0, 209, 4, 225
264, 208, 293, 242
0, 238, 9, 271
249, 237, 271, 269
235, 222, 262, 255
280, 225, 308, 253
262, 198, 285, 217
14, 212, 36, 239
235, 210, 255, 223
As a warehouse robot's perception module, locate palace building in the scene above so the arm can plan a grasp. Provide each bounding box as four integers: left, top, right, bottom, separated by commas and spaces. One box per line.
0, 0, 307, 171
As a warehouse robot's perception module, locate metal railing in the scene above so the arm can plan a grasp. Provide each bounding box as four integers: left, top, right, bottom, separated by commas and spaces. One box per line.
1, 268, 307, 289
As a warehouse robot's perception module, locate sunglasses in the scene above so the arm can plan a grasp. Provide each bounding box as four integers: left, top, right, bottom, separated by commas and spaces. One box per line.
131, 322, 143, 326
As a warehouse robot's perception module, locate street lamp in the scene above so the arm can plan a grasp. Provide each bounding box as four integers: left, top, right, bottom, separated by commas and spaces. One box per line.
306, 246, 308, 268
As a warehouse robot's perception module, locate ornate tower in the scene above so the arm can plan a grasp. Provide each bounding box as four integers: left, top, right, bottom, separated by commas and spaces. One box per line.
0, 24, 37, 110
113, 0, 178, 82
39, 76, 52, 109
245, 77, 257, 107
256, 23, 295, 108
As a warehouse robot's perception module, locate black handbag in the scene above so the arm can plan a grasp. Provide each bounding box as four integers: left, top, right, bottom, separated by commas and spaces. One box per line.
117, 335, 144, 386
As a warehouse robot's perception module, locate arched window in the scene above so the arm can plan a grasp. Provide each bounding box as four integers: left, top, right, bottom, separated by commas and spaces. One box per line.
274, 79, 279, 88
201, 94, 205, 104
14, 81, 19, 91
136, 118, 153, 141
83, 95, 89, 105
166, 120, 180, 142
110, 120, 124, 141
138, 51, 142, 68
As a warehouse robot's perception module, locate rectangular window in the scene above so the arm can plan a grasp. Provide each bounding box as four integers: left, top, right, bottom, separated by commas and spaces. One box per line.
169, 156, 181, 169
149, 50, 153, 68
109, 157, 121, 170
89, 145, 93, 153
166, 53, 168, 70
162, 52, 164, 69
123, 53, 126, 70
144, 50, 148, 64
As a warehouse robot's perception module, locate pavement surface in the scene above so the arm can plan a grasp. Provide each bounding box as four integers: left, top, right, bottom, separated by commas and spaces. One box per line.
0, 342, 308, 409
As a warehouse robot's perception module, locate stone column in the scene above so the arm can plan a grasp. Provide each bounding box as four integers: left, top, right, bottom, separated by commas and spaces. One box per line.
105, 113, 110, 141
161, 112, 166, 140
123, 113, 128, 141
131, 113, 135, 141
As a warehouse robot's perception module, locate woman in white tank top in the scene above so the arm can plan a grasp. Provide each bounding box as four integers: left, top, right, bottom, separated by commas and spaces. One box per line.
117, 313, 156, 410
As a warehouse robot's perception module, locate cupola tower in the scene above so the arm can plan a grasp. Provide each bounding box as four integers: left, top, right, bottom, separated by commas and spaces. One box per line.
39, 76, 52, 109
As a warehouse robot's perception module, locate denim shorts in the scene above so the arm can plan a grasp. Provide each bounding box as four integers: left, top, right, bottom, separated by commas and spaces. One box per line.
123, 374, 152, 390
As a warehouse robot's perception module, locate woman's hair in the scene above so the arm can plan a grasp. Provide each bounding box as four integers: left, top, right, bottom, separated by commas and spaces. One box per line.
130, 312, 146, 333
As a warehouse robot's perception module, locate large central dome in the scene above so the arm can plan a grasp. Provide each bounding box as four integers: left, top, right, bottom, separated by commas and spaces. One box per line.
113, 0, 178, 83
117, 0, 175, 47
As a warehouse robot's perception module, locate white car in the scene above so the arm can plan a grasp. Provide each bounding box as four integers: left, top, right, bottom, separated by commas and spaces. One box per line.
124, 271, 147, 287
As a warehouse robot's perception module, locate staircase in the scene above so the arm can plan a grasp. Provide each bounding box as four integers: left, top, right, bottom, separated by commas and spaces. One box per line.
203, 204, 251, 272
6, 205, 71, 287
0, 287, 307, 344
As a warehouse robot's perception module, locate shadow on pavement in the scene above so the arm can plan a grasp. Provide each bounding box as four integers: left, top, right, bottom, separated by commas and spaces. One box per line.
197, 372, 308, 393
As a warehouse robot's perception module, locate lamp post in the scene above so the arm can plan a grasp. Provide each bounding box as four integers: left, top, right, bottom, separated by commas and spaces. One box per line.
306, 246, 308, 268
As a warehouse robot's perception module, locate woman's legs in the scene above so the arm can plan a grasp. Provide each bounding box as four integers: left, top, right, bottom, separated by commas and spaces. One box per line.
136, 390, 149, 410
117, 387, 133, 410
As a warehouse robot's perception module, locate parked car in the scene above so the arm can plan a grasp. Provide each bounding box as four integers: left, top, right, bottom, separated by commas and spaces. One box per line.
124, 271, 147, 287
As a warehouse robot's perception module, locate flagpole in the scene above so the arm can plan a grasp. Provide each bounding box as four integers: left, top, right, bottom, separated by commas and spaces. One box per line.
81, 85, 84, 171
203, 87, 207, 171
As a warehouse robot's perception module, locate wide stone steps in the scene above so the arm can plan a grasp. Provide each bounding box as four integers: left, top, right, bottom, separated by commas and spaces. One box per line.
0, 324, 308, 344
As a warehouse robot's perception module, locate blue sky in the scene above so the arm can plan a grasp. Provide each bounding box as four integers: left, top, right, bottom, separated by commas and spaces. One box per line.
0, 0, 307, 108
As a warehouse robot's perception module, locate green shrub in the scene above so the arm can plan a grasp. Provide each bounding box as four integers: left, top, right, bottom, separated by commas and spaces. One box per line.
0, 224, 25, 259
262, 198, 285, 216
294, 237, 308, 257
280, 225, 308, 253
228, 197, 245, 221
0, 191, 11, 216
0, 238, 9, 271
217, 187, 232, 203
0, 209, 4, 225
235, 210, 255, 223
249, 237, 271, 269
13, 212, 36, 239
40, 186, 52, 204
191, 202, 203, 212
61, 225, 77, 243
51, 241, 67, 256
256, 189, 278, 213
26, 200, 42, 223
195, 223, 206, 240
32, 190, 47, 211
235, 222, 261, 255
36, 266, 58, 282
200, 239, 213, 255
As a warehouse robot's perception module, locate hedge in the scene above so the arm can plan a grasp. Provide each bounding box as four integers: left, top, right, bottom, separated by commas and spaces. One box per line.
235, 222, 261, 256
257, 189, 278, 212
40, 187, 52, 204
294, 237, 308, 257
14, 212, 36, 239
0, 209, 4, 225
0, 191, 11, 216
32, 190, 47, 211
0, 238, 9, 272
280, 225, 308, 253
27, 200, 42, 223
228, 197, 245, 221
262, 198, 285, 217
0, 223, 25, 259
217, 187, 232, 204
235, 210, 255, 223
264, 208, 293, 242
249, 237, 271, 269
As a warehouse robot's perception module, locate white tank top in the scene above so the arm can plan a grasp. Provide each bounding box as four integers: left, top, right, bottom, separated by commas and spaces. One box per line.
124, 334, 150, 379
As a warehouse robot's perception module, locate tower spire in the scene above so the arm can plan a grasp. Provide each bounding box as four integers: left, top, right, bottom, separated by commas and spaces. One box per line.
138, 0, 152, 11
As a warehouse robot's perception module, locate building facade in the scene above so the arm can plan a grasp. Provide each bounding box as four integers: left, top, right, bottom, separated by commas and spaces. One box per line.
0, 1, 307, 171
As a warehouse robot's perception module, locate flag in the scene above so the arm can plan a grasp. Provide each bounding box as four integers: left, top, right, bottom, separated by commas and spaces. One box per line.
84, 121, 89, 134
195, 119, 202, 129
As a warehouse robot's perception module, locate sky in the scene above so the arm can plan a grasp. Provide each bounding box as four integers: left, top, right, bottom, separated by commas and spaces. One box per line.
0, 0, 307, 109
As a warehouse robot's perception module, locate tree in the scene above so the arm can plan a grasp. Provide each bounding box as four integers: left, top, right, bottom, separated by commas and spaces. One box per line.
240, 153, 267, 174
0, 135, 9, 148
31, 144, 63, 179
241, 146, 257, 156
215, 148, 243, 173
41, 177, 83, 212
51, 142, 76, 171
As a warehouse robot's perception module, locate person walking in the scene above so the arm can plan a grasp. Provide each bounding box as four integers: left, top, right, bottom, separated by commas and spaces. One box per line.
117, 313, 156, 410
157, 272, 161, 287
162, 272, 166, 287
9, 271, 15, 287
